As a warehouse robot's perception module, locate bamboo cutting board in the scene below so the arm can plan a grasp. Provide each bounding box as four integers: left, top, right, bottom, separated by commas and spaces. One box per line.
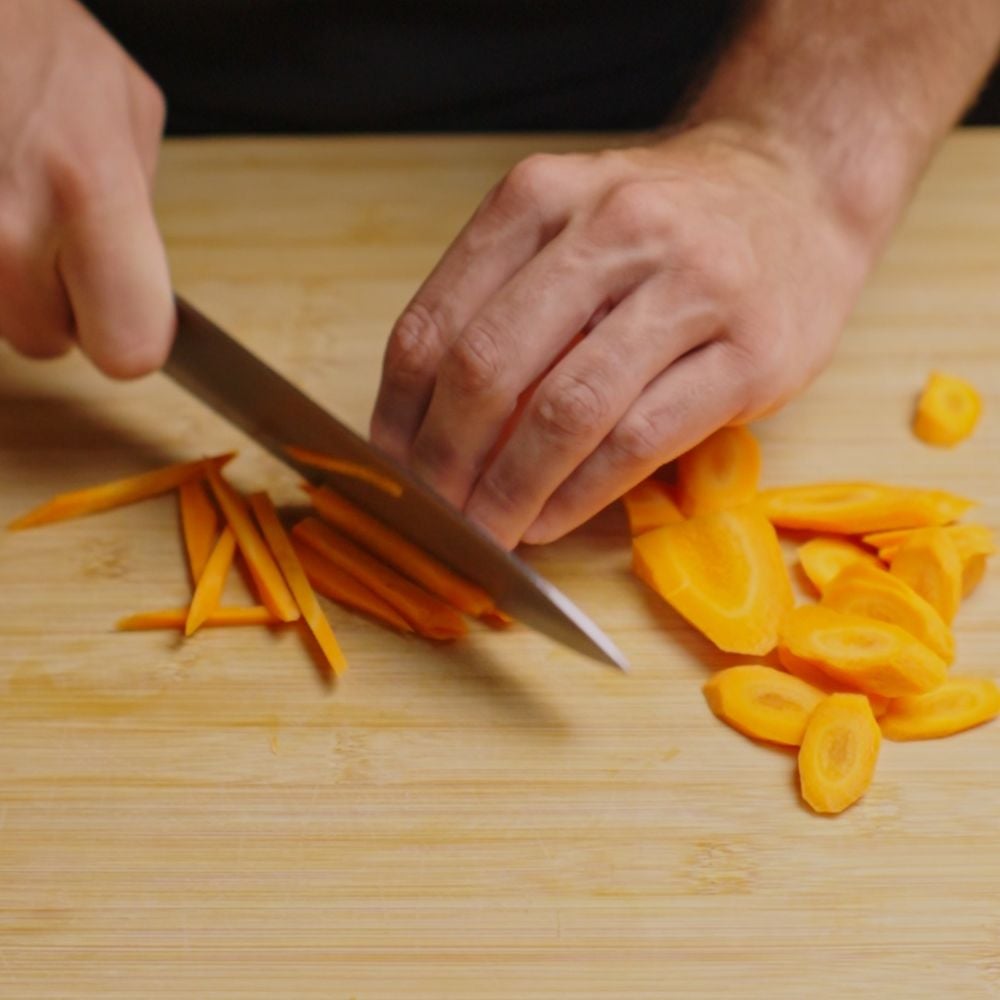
1, 132, 999, 999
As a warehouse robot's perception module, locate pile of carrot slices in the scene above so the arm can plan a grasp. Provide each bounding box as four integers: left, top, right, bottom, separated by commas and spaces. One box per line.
8, 449, 509, 680
626, 425, 997, 815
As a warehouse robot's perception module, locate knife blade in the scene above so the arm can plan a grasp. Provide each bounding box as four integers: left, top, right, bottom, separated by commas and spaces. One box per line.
164, 296, 628, 671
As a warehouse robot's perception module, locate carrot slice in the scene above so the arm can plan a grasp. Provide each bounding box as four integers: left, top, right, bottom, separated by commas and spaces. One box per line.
913, 372, 982, 447
759, 481, 973, 534
621, 479, 683, 536
248, 492, 347, 676
676, 426, 761, 516
798, 693, 881, 814
292, 517, 467, 640
888, 527, 963, 624
703, 665, 826, 746
118, 606, 278, 630
7, 453, 235, 531
205, 467, 299, 624
284, 445, 403, 498
632, 503, 793, 655
305, 484, 494, 618
880, 677, 1000, 741
178, 479, 219, 584
821, 561, 954, 663
293, 541, 414, 633
779, 648, 891, 718
185, 527, 237, 636
797, 537, 883, 594
779, 604, 947, 698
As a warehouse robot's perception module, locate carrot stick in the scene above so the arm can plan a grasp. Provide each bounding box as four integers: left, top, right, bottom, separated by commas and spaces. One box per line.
185, 527, 237, 636
292, 517, 467, 640
248, 492, 348, 677
7, 453, 235, 531
305, 484, 494, 618
205, 467, 300, 623
118, 607, 278, 630
178, 479, 219, 584
285, 445, 403, 498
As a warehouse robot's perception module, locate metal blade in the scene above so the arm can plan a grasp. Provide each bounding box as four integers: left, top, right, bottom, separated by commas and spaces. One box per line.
164, 296, 628, 671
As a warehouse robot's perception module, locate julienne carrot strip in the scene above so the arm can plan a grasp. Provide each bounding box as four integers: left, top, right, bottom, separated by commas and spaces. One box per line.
118, 607, 278, 631
248, 492, 348, 677
7, 453, 235, 531
178, 479, 219, 584
305, 484, 495, 619
205, 467, 300, 624
185, 527, 237, 636
284, 445, 403, 498
292, 517, 467, 640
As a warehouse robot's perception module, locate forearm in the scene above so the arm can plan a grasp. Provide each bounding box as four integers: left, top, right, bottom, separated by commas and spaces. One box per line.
687, 0, 1000, 250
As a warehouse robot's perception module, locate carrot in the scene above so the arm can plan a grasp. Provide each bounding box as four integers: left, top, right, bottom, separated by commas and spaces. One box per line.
798, 693, 881, 814
703, 665, 826, 746
778, 604, 947, 698
118, 607, 278, 630
821, 561, 954, 663
676, 425, 761, 516
621, 478, 683, 536
205, 467, 299, 624
797, 537, 883, 594
759, 481, 973, 534
888, 527, 963, 624
292, 517, 467, 640
480, 608, 515, 629
293, 541, 414, 633
632, 503, 793, 655
248, 492, 347, 677
284, 445, 403, 498
879, 677, 1000, 741
178, 479, 219, 584
912, 372, 982, 447
779, 648, 891, 718
7, 453, 235, 531
305, 484, 494, 618
185, 527, 237, 636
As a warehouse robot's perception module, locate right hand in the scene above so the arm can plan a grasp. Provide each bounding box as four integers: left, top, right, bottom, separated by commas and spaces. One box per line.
0, 0, 173, 377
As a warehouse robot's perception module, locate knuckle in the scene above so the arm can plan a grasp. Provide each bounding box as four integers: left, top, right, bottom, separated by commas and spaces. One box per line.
384, 302, 447, 387
593, 181, 671, 246
496, 153, 562, 209
473, 467, 522, 518
609, 410, 664, 465
135, 73, 167, 131
533, 372, 612, 442
441, 319, 505, 398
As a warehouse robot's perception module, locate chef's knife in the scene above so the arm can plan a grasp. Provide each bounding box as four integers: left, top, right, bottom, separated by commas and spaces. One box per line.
164, 296, 628, 671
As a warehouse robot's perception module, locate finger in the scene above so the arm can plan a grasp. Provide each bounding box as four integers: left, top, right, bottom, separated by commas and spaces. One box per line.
459, 282, 720, 546
125, 65, 166, 187
521, 340, 748, 545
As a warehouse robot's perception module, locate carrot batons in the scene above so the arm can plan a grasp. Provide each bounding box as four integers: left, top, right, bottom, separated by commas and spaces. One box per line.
632, 504, 793, 655
778, 604, 947, 698
178, 479, 220, 584
118, 606, 278, 630
912, 372, 982, 447
621, 479, 683, 536
703, 665, 825, 746
185, 527, 237, 636
888, 527, 963, 625
797, 537, 882, 594
880, 677, 1000, 741
284, 444, 403, 498
798, 693, 881, 814
676, 425, 761, 516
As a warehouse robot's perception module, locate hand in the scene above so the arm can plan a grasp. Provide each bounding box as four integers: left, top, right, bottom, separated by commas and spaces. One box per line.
370, 121, 877, 549
0, 0, 172, 377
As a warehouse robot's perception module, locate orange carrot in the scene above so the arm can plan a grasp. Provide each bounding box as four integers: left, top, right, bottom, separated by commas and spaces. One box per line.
285, 445, 403, 498
676, 425, 761, 516
879, 677, 1000, 741
178, 479, 219, 584
621, 479, 683, 536
8, 453, 235, 531
912, 372, 982, 447
779, 647, 891, 718
888, 527, 963, 625
248, 492, 347, 677
797, 537, 883, 594
118, 607, 278, 630
185, 527, 237, 636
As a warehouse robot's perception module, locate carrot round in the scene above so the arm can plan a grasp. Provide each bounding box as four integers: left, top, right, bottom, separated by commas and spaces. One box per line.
284, 445, 403, 497
779, 648, 891, 718
676, 426, 761, 516
879, 677, 1000, 741
797, 537, 882, 594
178, 479, 220, 584
912, 372, 982, 447
185, 527, 237, 636
888, 527, 963, 625
621, 479, 683, 536
118, 606, 278, 630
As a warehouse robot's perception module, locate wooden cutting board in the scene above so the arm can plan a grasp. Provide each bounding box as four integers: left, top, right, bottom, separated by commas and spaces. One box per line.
1, 132, 998, 999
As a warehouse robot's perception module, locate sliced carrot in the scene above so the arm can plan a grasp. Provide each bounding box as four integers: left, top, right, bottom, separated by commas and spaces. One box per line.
797, 537, 883, 594
676, 425, 761, 516
759, 481, 973, 534
913, 372, 982, 447
7, 453, 235, 531
118, 606, 278, 630
798, 693, 881, 814
779, 648, 891, 718
480, 608, 515, 629
821, 561, 954, 663
185, 527, 237, 636
293, 541, 414, 633
292, 517, 467, 640
632, 503, 793, 655
248, 492, 347, 677
178, 479, 219, 584
888, 527, 963, 624
305, 484, 494, 618
621, 478, 683, 536
880, 677, 1000, 741
778, 604, 947, 698
284, 444, 403, 498
205, 467, 299, 624
703, 665, 825, 746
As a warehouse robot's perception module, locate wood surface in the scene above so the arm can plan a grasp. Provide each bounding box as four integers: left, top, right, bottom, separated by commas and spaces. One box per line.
1, 131, 998, 999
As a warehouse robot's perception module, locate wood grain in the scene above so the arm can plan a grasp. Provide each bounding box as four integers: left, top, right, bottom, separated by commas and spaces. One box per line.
1, 131, 998, 999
